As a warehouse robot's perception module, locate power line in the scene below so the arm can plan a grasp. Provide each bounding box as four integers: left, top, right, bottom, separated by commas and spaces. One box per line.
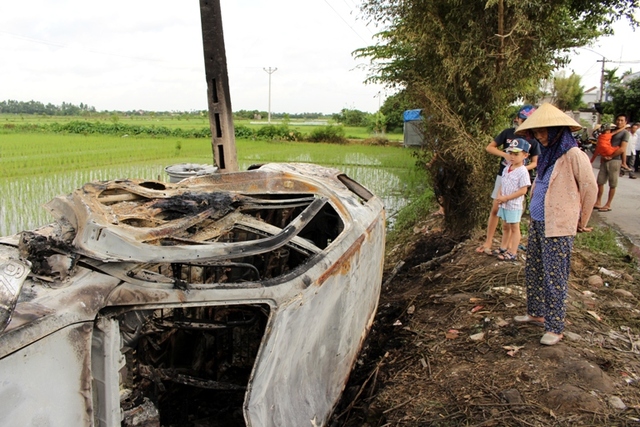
322, 0, 370, 44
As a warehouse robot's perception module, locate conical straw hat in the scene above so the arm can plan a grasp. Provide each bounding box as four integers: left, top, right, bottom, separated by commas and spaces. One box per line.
515, 103, 582, 135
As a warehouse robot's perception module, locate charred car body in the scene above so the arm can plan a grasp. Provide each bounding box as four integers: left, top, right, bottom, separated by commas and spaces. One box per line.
0, 1, 385, 425
0, 163, 385, 426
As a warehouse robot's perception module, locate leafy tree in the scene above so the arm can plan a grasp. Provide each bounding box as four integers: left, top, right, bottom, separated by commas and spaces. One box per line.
332, 108, 371, 126
357, 0, 638, 234
609, 76, 640, 122
380, 90, 413, 132
553, 72, 585, 111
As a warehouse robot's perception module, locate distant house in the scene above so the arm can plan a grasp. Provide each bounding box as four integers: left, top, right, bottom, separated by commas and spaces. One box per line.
582, 86, 600, 109
622, 71, 640, 84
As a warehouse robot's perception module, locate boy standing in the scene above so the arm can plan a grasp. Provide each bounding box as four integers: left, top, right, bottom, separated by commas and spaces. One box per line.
495, 138, 532, 261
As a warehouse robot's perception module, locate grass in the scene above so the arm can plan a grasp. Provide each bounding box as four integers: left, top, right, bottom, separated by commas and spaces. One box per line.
0, 133, 416, 179
575, 225, 629, 259
0, 130, 423, 235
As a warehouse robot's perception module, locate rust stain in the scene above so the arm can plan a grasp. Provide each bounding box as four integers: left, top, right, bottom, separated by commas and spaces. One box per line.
315, 213, 383, 286
316, 230, 366, 287
315, 214, 383, 286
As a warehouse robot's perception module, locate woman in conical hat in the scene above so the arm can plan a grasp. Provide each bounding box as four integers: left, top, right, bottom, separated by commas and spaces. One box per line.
513, 103, 597, 345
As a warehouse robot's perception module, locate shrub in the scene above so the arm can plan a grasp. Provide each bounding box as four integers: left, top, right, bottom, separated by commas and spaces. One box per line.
234, 125, 255, 139
306, 125, 347, 144
255, 124, 301, 141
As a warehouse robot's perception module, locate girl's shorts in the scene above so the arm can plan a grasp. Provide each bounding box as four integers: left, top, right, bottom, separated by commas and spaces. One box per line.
498, 207, 522, 224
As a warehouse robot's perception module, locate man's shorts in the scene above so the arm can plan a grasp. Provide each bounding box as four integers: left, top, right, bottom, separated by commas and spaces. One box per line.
498, 207, 523, 224
491, 175, 502, 199
597, 159, 621, 188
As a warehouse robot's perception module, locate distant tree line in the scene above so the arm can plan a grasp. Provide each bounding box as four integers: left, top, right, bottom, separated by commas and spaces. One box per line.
0, 101, 336, 120
0, 100, 96, 115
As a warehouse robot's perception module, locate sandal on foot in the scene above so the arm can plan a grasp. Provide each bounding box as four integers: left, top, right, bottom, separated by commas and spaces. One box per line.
492, 248, 507, 256
497, 251, 517, 261
514, 315, 544, 326
540, 332, 563, 346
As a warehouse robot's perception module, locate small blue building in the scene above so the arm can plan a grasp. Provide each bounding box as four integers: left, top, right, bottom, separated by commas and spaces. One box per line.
403, 109, 425, 147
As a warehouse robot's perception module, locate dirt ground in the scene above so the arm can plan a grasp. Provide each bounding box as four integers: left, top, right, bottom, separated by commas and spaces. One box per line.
330, 215, 640, 427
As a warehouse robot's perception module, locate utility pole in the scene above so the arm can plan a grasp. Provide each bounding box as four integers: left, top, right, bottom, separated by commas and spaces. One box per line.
263, 67, 277, 123
596, 58, 609, 124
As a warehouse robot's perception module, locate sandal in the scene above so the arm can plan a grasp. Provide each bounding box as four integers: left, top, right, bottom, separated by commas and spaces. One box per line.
497, 251, 517, 261
540, 332, 563, 346
492, 248, 508, 256
514, 314, 544, 326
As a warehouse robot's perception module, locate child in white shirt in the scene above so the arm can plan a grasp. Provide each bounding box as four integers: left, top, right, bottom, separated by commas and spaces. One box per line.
495, 138, 532, 260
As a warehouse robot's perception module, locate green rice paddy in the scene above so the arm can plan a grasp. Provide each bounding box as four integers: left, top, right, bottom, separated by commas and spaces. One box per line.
0, 131, 426, 235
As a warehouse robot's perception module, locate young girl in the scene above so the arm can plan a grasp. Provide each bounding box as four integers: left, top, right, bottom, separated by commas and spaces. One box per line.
495, 138, 532, 261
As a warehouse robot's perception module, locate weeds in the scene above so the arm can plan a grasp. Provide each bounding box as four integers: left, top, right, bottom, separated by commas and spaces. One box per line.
575, 225, 629, 260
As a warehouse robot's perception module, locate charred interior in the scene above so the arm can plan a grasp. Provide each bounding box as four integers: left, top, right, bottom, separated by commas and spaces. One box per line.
24, 188, 346, 283
94, 304, 270, 427
119, 192, 345, 287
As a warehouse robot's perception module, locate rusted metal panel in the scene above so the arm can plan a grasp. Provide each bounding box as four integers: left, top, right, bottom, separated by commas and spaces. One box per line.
0, 163, 385, 426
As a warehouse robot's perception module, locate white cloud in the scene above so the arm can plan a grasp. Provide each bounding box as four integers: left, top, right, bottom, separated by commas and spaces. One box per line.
0, 0, 384, 114
1, 2, 636, 113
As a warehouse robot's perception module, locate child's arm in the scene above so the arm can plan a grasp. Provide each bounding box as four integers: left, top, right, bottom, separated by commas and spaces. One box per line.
495, 186, 505, 204
499, 186, 529, 202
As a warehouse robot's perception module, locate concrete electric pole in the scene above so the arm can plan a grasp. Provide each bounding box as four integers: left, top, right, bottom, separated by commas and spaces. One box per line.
596, 57, 609, 124
263, 67, 277, 123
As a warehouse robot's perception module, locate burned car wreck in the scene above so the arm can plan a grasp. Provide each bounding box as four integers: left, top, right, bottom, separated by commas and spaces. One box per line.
0, 162, 385, 426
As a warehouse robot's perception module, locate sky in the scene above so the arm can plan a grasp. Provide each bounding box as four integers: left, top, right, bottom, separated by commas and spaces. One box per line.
0, 1, 638, 115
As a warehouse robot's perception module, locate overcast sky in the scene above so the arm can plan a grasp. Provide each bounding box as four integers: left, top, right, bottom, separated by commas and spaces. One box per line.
0, 1, 637, 114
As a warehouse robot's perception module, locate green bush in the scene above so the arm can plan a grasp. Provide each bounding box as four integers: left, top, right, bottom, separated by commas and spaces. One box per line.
256, 124, 302, 141
306, 125, 347, 144
234, 124, 255, 139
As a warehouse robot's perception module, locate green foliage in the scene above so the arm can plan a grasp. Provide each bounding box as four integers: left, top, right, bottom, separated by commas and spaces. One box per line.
255, 124, 302, 141
369, 111, 387, 134
0, 99, 96, 115
1, 120, 213, 139
380, 91, 413, 132
357, 0, 638, 235
234, 124, 255, 139
553, 72, 585, 111
609, 76, 640, 122
306, 125, 347, 143
332, 108, 372, 126
575, 226, 628, 259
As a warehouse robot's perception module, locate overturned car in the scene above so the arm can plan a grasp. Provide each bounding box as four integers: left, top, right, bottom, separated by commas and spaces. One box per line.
0, 162, 385, 426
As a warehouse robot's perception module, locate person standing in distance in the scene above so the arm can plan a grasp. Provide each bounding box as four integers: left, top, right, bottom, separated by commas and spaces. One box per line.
476, 105, 540, 255
594, 113, 630, 211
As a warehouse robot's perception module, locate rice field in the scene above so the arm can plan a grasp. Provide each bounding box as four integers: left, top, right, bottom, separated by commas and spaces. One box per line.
0, 133, 426, 235
0, 113, 403, 141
